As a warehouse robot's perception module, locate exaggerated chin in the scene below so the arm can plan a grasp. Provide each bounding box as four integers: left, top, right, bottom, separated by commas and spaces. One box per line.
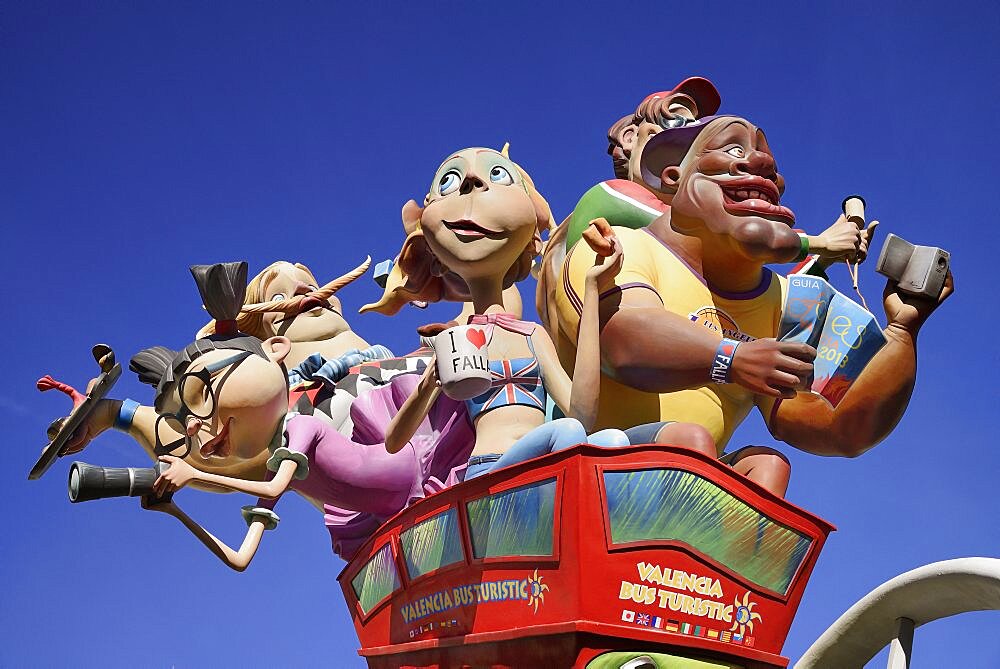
723, 213, 802, 261
283, 314, 347, 343
427, 233, 517, 276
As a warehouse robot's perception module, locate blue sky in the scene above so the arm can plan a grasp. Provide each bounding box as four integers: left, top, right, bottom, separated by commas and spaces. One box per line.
3, 2, 998, 667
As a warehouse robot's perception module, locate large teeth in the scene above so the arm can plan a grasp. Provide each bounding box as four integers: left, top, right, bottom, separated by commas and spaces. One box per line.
725, 186, 776, 205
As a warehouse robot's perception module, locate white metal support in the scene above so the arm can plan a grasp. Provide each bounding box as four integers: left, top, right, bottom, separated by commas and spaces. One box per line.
886, 616, 913, 669
796, 558, 1000, 669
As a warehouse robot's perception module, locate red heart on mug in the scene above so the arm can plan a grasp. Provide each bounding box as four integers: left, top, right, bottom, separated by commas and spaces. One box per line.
466, 328, 487, 349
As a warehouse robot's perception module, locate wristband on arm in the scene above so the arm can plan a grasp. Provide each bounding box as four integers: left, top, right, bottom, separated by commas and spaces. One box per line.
796, 233, 810, 262
710, 339, 741, 384
113, 399, 140, 432
241, 506, 280, 531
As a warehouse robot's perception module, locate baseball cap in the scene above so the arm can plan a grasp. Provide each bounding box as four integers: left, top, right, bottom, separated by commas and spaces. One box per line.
640, 77, 722, 117
640, 114, 735, 191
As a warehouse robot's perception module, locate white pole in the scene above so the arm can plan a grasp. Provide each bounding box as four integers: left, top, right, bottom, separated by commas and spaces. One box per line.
886, 617, 914, 669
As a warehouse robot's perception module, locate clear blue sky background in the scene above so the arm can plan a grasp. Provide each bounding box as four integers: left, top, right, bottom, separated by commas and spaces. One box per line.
3, 2, 997, 667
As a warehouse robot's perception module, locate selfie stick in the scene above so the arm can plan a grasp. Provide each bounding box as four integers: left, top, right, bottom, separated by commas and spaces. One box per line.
841, 195, 867, 307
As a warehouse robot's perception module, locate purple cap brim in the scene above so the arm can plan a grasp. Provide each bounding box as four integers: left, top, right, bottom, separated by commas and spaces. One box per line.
640, 114, 735, 192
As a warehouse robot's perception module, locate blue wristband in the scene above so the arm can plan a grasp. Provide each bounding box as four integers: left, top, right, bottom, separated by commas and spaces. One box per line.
710, 339, 740, 384
114, 399, 140, 432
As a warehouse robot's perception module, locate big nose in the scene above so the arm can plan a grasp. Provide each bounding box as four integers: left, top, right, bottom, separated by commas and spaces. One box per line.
459, 170, 486, 195
736, 150, 778, 182
185, 416, 203, 437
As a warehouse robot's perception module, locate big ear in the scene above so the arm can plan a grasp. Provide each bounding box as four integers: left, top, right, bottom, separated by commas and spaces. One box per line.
659, 165, 682, 194
402, 199, 423, 235
528, 188, 555, 238
616, 124, 639, 157
263, 336, 292, 365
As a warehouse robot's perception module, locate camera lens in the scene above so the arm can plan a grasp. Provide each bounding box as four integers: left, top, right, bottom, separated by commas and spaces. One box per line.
67, 461, 159, 503
69, 466, 81, 502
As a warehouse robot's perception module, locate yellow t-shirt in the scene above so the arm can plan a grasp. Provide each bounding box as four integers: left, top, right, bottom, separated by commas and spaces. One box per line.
554, 226, 787, 450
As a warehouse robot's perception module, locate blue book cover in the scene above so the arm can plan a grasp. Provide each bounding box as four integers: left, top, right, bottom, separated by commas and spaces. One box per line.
779, 275, 886, 407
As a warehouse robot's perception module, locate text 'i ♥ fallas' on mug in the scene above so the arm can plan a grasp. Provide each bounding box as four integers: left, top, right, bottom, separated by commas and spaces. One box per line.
434, 325, 491, 400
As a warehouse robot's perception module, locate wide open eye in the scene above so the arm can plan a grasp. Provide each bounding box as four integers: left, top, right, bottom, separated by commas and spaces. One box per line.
489, 165, 513, 185
439, 170, 462, 195
725, 146, 746, 158
269, 293, 286, 302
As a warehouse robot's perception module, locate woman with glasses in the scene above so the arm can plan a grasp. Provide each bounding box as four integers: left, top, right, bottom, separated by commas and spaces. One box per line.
59, 260, 475, 570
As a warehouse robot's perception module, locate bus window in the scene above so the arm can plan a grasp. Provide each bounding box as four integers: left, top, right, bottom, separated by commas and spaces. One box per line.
351, 543, 401, 614
401, 508, 465, 579
604, 469, 811, 594
466, 478, 557, 559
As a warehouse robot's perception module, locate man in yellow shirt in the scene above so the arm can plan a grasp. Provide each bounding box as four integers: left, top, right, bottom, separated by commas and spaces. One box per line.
553, 114, 953, 459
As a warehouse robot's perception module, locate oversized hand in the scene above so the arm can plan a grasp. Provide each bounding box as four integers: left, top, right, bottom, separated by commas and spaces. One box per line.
883, 271, 954, 334
152, 455, 199, 496
582, 218, 615, 256
416, 321, 459, 338
729, 339, 816, 398
423, 355, 441, 388
140, 494, 177, 514
856, 219, 879, 263
815, 214, 880, 263
582, 219, 624, 288
58, 398, 119, 456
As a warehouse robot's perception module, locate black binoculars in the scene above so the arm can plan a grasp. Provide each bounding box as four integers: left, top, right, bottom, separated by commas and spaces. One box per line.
68, 461, 172, 503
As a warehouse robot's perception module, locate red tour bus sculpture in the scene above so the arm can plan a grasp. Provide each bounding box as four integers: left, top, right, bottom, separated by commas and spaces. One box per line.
338, 444, 834, 668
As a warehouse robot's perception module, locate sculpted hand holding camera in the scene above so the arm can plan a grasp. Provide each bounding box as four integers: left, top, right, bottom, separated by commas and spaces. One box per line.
557, 114, 952, 461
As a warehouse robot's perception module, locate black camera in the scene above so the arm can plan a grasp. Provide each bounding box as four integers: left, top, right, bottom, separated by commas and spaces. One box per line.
68, 461, 172, 503
875, 233, 950, 300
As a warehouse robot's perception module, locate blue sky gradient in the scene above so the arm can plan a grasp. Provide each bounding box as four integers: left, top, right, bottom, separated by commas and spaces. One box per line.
3, 2, 998, 667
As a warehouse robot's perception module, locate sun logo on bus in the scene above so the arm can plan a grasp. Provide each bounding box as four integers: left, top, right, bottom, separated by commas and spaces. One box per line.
729, 591, 762, 636
526, 569, 550, 614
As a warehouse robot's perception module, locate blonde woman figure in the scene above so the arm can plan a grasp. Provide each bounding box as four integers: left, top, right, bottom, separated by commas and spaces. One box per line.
364, 146, 713, 479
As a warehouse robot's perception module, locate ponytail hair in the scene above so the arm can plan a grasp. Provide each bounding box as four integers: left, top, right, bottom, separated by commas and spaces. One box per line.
131, 261, 266, 410
129, 346, 176, 389
191, 261, 247, 335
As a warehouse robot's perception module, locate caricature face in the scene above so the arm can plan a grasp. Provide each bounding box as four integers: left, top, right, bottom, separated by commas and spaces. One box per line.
157, 343, 289, 469
419, 148, 539, 283
668, 117, 797, 259
258, 262, 352, 343
624, 93, 700, 186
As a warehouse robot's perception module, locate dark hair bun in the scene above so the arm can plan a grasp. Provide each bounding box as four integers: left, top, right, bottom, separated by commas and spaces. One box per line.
190, 262, 248, 323
129, 346, 177, 388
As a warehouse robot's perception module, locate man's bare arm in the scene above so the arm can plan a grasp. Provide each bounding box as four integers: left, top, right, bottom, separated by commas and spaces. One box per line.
768, 274, 953, 456
600, 288, 814, 396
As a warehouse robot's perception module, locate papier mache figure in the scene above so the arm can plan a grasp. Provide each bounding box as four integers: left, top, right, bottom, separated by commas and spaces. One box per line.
361, 146, 714, 479
538, 79, 882, 496
548, 114, 953, 470
538, 77, 877, 330
198, 257, 448, 556
61, 262, 473, 568
200, 257, 428, 434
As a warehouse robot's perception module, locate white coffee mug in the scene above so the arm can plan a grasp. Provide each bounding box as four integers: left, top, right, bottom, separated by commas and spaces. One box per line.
434, 325, 491, 400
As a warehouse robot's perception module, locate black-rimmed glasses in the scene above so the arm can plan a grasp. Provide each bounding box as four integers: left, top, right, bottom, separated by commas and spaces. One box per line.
154, 350, 253, 457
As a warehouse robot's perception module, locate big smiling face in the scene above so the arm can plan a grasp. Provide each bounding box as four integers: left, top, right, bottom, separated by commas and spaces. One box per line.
667, 118, 800, 261
157, 343, 290, 470
419, 148, 540, 284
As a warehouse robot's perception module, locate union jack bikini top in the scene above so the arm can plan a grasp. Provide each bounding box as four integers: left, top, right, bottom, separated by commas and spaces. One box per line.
463, 314, 547, 420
